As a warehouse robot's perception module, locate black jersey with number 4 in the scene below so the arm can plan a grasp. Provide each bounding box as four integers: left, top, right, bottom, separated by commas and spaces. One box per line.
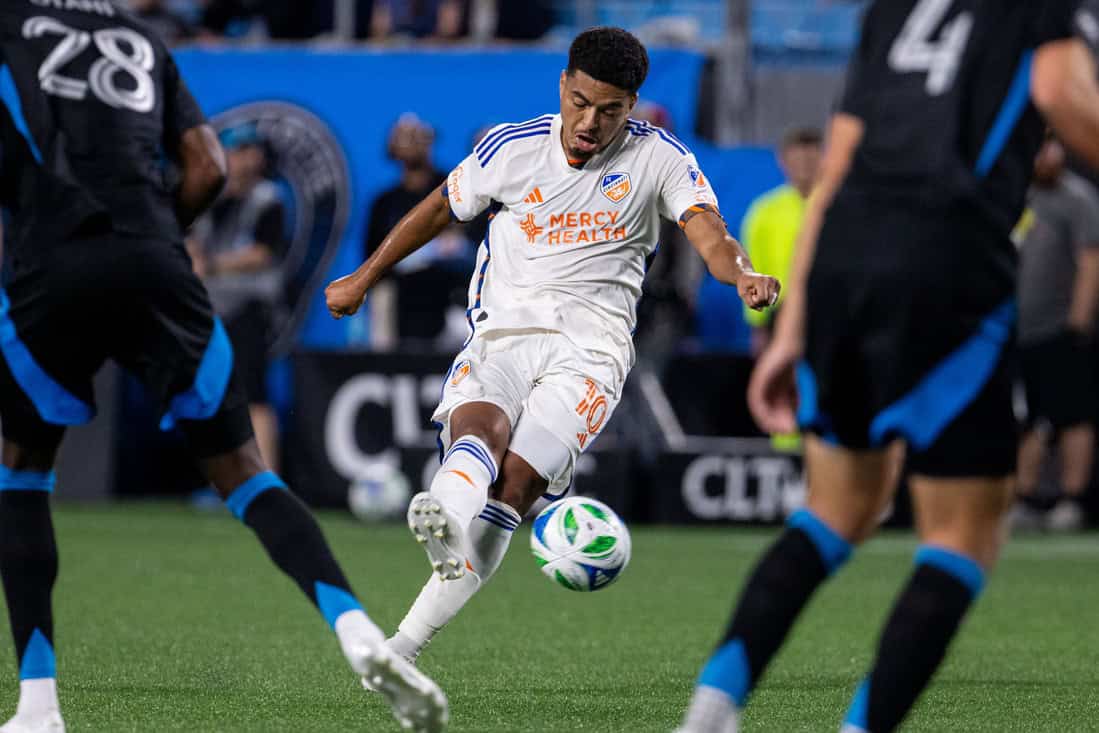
0, 1, 206, 254
840, 0, 1097, 235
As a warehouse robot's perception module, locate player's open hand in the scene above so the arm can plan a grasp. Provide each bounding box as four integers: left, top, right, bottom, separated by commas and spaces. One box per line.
325, 274, 367, 319
738, 273, 781, 311
748, 335, 800, 435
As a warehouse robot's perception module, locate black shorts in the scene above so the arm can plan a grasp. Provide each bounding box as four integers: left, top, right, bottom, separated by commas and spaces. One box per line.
224, 300, 273, 405
799, 194, 1019, 477
0, 233, 252, 457
1020, 331, 1095, 430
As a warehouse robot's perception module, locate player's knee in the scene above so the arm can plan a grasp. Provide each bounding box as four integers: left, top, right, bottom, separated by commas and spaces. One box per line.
805, 498, 885, 546
200, 439, 268, 498
2, 439, 60, 473
450, 404, 512, 461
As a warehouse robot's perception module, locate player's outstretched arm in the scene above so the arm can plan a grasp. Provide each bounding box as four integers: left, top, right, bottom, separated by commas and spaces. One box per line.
681, 209, 780, 311
326, 184, 452, 318
1033, 38, 1099, 171
176, 125, 227, 228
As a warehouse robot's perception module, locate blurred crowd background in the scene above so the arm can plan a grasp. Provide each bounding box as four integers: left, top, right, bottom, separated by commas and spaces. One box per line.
60, 1, 1099, 533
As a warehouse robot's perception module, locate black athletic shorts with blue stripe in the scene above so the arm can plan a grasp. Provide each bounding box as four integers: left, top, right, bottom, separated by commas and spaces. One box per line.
798, 192, 1018, 478
0, 230, 252, 457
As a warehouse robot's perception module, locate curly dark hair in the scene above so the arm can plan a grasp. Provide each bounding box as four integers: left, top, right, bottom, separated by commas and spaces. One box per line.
567, 27, 649, 94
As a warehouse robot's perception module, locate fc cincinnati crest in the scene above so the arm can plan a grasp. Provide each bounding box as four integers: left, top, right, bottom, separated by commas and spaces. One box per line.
451, 360, 472, 386
600, 172, 632, 203
211, 102, 351, 354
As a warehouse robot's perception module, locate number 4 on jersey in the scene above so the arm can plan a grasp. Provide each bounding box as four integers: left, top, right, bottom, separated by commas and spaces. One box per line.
889, 0, 973, 96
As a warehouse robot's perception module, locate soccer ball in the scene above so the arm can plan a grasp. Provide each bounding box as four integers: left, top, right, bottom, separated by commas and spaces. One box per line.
347, 461, 411, 522
530, 497, 631, 592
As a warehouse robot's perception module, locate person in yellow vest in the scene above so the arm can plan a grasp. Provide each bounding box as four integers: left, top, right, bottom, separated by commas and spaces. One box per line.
741, 128, 823, 349
741, 128, 821, 451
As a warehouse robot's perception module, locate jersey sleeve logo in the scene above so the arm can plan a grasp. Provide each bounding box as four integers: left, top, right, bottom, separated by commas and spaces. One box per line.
687, 165, 708, 188
600, 172, 632, 203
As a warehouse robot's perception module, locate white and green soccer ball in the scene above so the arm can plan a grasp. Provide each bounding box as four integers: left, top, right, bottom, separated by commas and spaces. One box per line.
530, 497, 631, 592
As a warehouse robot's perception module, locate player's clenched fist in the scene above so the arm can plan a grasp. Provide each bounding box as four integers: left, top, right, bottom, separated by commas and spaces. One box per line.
737, 272, 781, 311
325, 274, 367, 319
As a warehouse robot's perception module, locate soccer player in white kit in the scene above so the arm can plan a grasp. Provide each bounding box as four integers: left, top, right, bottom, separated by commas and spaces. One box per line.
326, 27, 780, 667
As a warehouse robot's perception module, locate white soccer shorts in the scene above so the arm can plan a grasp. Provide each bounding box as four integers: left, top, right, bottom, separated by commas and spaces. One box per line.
432, 330, 623, 498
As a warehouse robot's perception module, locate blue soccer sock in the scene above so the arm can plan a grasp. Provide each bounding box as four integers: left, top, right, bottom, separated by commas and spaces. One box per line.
842, 546, 985, 733
694, 509, 852, 707
225, 472, 365, 630
0, 468, 60, 712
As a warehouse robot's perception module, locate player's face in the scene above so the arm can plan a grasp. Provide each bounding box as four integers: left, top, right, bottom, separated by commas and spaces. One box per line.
780, 143, 822, 195
559, 70, 636, 161
1033, 138, 1065, 184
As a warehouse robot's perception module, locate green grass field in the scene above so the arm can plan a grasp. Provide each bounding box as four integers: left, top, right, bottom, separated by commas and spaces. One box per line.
2, 504, 1097, 732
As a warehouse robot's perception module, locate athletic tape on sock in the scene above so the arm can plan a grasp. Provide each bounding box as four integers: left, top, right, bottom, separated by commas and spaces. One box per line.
843, 677, 870, 730
19, 629, 55, 680
697, 638, 751, 706
224, 471, 287, 520
914, 545, 986, 597
0, 467, 55, 493
786, 509, 852, 574
314, 581, 364, 630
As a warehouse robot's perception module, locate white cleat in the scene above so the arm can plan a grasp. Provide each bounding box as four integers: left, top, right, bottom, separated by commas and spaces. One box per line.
677, 686, 739, 733
345, 638, 447, 732
362, 639, 417, 694
407, 493, 469, 581
0, 712, 65, 733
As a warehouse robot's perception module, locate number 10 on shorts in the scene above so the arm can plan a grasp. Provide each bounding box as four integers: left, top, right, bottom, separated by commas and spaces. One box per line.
575, 378, 608, 449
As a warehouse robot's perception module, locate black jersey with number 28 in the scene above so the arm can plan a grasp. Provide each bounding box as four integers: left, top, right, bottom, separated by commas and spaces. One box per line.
0, 1, 206, 252
840, 0, 1097, 235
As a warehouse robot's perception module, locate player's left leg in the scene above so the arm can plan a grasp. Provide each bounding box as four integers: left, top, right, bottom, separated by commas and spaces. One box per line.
678, 437, 896, 733
0, 436, 66, 733
839, 475, 1012, 733
839, 359, 1017, 733
389, 448, 548, 663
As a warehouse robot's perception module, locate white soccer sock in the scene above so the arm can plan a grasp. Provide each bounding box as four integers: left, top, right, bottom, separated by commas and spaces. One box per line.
393, 499, 521, 660
429, 436, 498, 528
14, 678, 59, 718
468, 499, 521, 579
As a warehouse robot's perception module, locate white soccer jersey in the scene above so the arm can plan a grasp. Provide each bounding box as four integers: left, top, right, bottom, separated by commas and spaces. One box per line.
445, 113, 719, 382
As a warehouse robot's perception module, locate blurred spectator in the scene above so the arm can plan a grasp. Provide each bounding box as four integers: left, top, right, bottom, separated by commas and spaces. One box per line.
366, 114, 474, 350
1014, 136, 1099, 531
632, 102, 703, 366
371, 0, 469, 40
129, 0, 195, 45
494, 0, 554, 41
740, 127, 822, 350
188, 125, 286, 470
200, 0, 333, 40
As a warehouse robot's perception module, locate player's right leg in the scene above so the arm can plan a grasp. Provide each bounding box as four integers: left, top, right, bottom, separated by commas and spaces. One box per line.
195, 435, 447, 731
678, 437, 896, 733
121, 240, 447, 731
390, 401, 511, 661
